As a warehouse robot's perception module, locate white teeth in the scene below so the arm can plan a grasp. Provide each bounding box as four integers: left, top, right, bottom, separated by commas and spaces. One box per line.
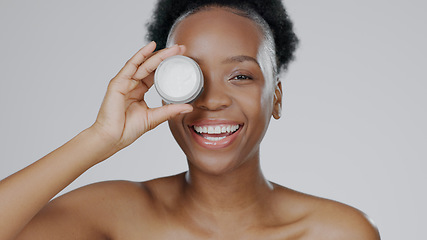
214, 126, 221, 134
194, 126, 200, 133
208, 126, 214, 134
193, 124, 240, 134
205, 136, 227, 141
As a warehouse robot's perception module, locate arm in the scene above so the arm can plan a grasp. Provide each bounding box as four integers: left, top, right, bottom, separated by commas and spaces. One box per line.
0, 42, 192, 240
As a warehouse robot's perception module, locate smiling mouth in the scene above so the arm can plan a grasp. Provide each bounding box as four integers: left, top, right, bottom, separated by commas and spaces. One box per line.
191, 124, 242, 141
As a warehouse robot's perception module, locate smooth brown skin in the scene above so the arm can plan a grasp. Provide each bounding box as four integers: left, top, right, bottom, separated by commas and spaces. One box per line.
0, 7, 380, 240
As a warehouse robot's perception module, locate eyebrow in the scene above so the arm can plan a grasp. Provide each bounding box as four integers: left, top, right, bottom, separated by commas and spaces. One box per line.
192, 55, 260, 66
222, 55, 260, 66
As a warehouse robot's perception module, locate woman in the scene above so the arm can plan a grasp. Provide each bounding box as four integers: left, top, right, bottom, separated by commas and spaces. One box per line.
0, 0, 380, 239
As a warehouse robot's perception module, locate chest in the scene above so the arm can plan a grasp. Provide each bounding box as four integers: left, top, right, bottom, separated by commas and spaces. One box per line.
108, 220, 307, 240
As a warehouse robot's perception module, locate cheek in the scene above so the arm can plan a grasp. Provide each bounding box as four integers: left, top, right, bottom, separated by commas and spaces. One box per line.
237, 84, 272, 119
236, 85, 272, 156
168, 116, 186, 145
260, 88, 274, 115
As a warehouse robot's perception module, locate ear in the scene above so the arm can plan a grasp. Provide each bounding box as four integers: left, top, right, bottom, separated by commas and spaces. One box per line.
272, 80, 282, 119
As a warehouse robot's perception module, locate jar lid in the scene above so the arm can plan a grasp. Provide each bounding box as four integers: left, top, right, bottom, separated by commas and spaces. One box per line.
154, 55, 204, 104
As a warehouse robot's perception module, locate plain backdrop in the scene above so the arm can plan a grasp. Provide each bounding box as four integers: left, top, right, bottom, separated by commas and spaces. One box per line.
0, 0, 426, 239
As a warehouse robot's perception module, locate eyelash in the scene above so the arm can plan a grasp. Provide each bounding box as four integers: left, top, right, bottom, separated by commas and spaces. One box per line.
230, 74, 253, 81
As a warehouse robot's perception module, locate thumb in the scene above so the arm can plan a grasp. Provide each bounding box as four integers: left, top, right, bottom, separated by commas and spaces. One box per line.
147, 104, 193, 130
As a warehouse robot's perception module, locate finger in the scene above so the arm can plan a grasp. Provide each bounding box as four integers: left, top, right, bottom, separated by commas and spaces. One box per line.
132, 44, 183, 81
120, 72, 153, 107
136, 45, 186, 92
118, 41, 157, 78
106, 42, 158, 96
178, 45, 186, 54
126, 82, 145, 101
106, 45, 184, 101
136, 72, 154, 96
139, 45, 187, 89
146, 104, 193, 131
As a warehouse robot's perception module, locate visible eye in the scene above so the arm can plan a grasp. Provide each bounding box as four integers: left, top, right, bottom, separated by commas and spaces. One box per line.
230, 75, 253, 81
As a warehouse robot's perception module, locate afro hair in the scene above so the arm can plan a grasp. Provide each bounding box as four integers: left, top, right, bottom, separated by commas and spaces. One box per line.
146, 0, 298, 72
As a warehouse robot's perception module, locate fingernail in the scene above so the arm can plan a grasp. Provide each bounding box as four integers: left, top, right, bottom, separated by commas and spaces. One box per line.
180, 109, 193, 114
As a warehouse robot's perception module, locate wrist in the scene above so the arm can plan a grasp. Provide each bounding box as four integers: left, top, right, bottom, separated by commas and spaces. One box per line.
77, 126, 122, 165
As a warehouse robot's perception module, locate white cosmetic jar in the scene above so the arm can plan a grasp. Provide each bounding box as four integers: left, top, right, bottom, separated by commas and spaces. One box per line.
154, 55, 204, 104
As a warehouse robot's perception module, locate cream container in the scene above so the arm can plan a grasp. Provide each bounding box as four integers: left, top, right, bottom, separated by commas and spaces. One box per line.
154, 55, 204, 104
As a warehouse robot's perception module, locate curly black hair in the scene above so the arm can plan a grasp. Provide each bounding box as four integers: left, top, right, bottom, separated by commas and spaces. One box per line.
146, 0, 298, 72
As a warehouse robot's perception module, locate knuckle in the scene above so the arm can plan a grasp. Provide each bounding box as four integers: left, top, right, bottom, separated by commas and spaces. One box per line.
144, 65, 156, 75
107, 79, 122, 92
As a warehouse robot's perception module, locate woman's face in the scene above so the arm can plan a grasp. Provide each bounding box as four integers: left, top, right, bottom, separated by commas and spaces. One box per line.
167, 7, 281, 175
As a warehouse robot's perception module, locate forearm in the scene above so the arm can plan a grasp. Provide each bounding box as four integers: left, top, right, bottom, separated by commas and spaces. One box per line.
0, 42, 191, 240
0, 127, 117, 240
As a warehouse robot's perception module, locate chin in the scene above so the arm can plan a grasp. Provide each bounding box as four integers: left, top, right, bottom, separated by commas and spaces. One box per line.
186, 153, 238, 176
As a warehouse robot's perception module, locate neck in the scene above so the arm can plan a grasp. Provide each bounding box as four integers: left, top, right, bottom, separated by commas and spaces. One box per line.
183, 154, 273, 213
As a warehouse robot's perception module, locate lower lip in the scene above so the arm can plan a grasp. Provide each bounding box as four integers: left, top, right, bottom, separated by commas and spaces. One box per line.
189, 126, 242, 150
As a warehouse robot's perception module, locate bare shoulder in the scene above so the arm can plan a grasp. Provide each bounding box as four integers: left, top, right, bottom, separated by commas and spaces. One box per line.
271, 184, 381, 240
17, 180, 159, 240
307, 197, 380, 239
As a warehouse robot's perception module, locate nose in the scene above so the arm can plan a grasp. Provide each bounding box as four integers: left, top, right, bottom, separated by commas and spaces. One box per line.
194, 74, 232, 111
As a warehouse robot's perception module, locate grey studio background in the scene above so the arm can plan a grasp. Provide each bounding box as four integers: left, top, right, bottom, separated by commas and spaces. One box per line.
0, 0, 426, 239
